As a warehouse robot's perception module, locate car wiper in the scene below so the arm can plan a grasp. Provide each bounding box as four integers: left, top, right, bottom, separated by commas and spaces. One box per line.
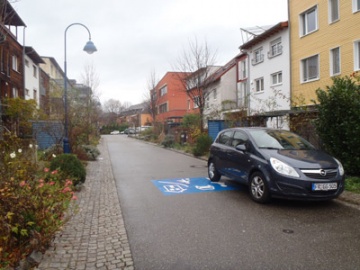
259, 147, 281, 150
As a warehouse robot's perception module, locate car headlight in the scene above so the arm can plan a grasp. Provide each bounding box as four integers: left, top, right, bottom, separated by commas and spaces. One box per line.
334, 158, 345, 176
270, 158, 300, 178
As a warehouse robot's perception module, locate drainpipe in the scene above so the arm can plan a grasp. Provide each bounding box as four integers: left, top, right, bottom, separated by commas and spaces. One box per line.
240, 49, 251, 119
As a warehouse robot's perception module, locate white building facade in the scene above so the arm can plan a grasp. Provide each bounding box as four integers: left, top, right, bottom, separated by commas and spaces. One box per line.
240, 22, 291, 129
24, 47, 44, 107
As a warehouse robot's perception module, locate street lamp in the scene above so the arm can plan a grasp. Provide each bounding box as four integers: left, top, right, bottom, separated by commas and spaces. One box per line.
63, 23, 97, 153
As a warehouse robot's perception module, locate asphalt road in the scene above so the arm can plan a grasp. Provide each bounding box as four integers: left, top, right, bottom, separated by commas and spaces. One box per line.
106, 135, 360, 270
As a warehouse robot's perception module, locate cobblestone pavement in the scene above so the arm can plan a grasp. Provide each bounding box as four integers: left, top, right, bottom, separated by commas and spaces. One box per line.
36, 138, 134, 270
36, 137, 360, 270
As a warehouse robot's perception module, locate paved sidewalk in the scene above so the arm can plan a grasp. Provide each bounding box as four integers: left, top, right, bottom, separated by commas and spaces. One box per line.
37, 138, 134, 270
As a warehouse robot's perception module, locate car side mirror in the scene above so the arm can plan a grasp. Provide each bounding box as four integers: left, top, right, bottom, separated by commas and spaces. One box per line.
235, 144, 247, 151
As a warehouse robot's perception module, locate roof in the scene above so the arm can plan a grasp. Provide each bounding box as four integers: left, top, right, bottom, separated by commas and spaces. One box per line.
120, 102, 150, 116
240, 21, 288, 50
1, 1, 26, 27
25, 47, 45, 64
208, 53, 246, 83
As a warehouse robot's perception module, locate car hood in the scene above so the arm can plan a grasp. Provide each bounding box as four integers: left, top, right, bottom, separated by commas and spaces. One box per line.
260, 149, 338, 169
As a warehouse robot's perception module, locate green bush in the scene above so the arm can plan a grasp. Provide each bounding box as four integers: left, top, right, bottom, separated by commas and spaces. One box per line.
161, 134, 175, 148
192, 133, 213, 157
81, 145, 100, 161
50, 154, 86, 186
314, 74, 360, 176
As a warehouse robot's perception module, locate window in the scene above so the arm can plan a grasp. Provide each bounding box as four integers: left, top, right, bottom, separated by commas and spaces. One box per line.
269, 38, 282, 58
271, 72, 283, 85
254, 78, 264, 92
25, 59, 29, 67
355, 41, 360, 71
25, 89, 30, 96
232, 131, 248, 147
12, 55, 18, 71
252, 47, 264, 65
33, 89, 37, 99
353, 0, 360, 12
301, 55, 319, 82
301, 6, 318, 36
238, 60, 247, 79
238, 82, 247, 107
213, 89, 217, 100
33, 65, 37, 78
0, 47, 3, 72
193, 96, 200, 108
217, 130, 234, 146
159, 103, 167, 113
12, 87, 18, 98
160, 85, 167, 96
330, 47, 341, 75
329, 0, 339, 23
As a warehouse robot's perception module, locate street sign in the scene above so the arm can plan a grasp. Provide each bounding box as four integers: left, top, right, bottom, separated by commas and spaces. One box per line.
151, 177, 240, 196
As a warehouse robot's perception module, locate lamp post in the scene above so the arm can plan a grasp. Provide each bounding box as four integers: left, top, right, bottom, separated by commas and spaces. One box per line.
63, 23, 97, 153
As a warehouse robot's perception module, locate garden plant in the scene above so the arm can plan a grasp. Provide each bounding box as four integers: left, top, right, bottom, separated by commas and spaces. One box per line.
0, 134, 79, 268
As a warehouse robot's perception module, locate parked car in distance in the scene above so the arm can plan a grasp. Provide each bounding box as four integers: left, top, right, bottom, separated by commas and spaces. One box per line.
208, 127, 345, 203
135, 126, 152, 133
110, 130, 120, 135
123, 128, 135, 134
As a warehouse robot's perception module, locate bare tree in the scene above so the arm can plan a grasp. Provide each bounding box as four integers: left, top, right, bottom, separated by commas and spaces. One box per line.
103, 99, 123, 115
81, 63, 100, 98
173, 37, 218, 132
145, 69, 159, 123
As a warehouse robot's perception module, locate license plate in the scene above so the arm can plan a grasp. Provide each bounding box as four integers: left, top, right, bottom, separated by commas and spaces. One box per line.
312, 182, 337, 191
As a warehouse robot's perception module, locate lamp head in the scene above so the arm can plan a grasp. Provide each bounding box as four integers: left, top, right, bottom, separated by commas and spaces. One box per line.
83, 40, 97, 54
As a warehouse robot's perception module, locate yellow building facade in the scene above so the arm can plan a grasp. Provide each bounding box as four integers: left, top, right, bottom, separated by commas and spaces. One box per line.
289, 0, 360, 105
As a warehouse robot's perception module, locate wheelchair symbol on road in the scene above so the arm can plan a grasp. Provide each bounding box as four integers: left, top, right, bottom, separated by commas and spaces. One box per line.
151, 177, 239, 196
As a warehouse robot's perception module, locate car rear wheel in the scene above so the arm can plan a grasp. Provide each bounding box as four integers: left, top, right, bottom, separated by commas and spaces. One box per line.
208, 160, 221, 182
249, 172, 270, 203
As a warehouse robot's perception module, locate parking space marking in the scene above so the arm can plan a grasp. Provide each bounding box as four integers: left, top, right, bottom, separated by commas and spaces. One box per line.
151, 177, 240, 196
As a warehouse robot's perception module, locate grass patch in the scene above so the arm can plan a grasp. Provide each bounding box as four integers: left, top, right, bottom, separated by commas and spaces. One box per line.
345, 176, 360, 194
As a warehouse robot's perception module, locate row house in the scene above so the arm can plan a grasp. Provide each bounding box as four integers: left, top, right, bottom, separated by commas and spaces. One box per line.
0, 1, 26, 134
203, 57, 240, 126
39, 56, 68, 119
118, 102, 152, 128
151, 71, 189, 126
240, 21, 291, 129
24, 46, 45, 107
288, 0, 360, 105
204, 22, 290, 130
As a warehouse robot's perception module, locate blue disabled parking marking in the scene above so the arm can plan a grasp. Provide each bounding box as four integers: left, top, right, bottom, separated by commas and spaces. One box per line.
151, 177, 239, 196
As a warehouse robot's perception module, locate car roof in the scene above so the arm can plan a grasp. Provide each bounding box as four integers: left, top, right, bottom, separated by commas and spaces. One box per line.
220, 127, 279, 132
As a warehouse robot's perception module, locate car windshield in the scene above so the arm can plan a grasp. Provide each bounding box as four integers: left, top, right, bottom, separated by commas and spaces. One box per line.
248, 129, 315, 150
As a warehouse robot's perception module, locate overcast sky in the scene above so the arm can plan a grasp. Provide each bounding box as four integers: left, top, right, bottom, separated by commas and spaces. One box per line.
13, 0, 288, 106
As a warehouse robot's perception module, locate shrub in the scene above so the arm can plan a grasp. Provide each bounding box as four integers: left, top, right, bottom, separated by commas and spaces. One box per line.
314, 73, 360, 176
73, 145, 100, 161
192, 133, 213, 157
0, 135, 77, 268
82, 145, 100, 160
161, 134, 175, 148
50, 154, 86, 186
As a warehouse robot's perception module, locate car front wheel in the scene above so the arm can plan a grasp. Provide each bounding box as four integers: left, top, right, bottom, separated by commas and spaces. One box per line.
208, 160, 221, 182
249, 172, 270, 203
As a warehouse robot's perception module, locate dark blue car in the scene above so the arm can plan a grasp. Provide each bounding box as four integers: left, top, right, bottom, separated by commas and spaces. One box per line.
208, 127, 345, 203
